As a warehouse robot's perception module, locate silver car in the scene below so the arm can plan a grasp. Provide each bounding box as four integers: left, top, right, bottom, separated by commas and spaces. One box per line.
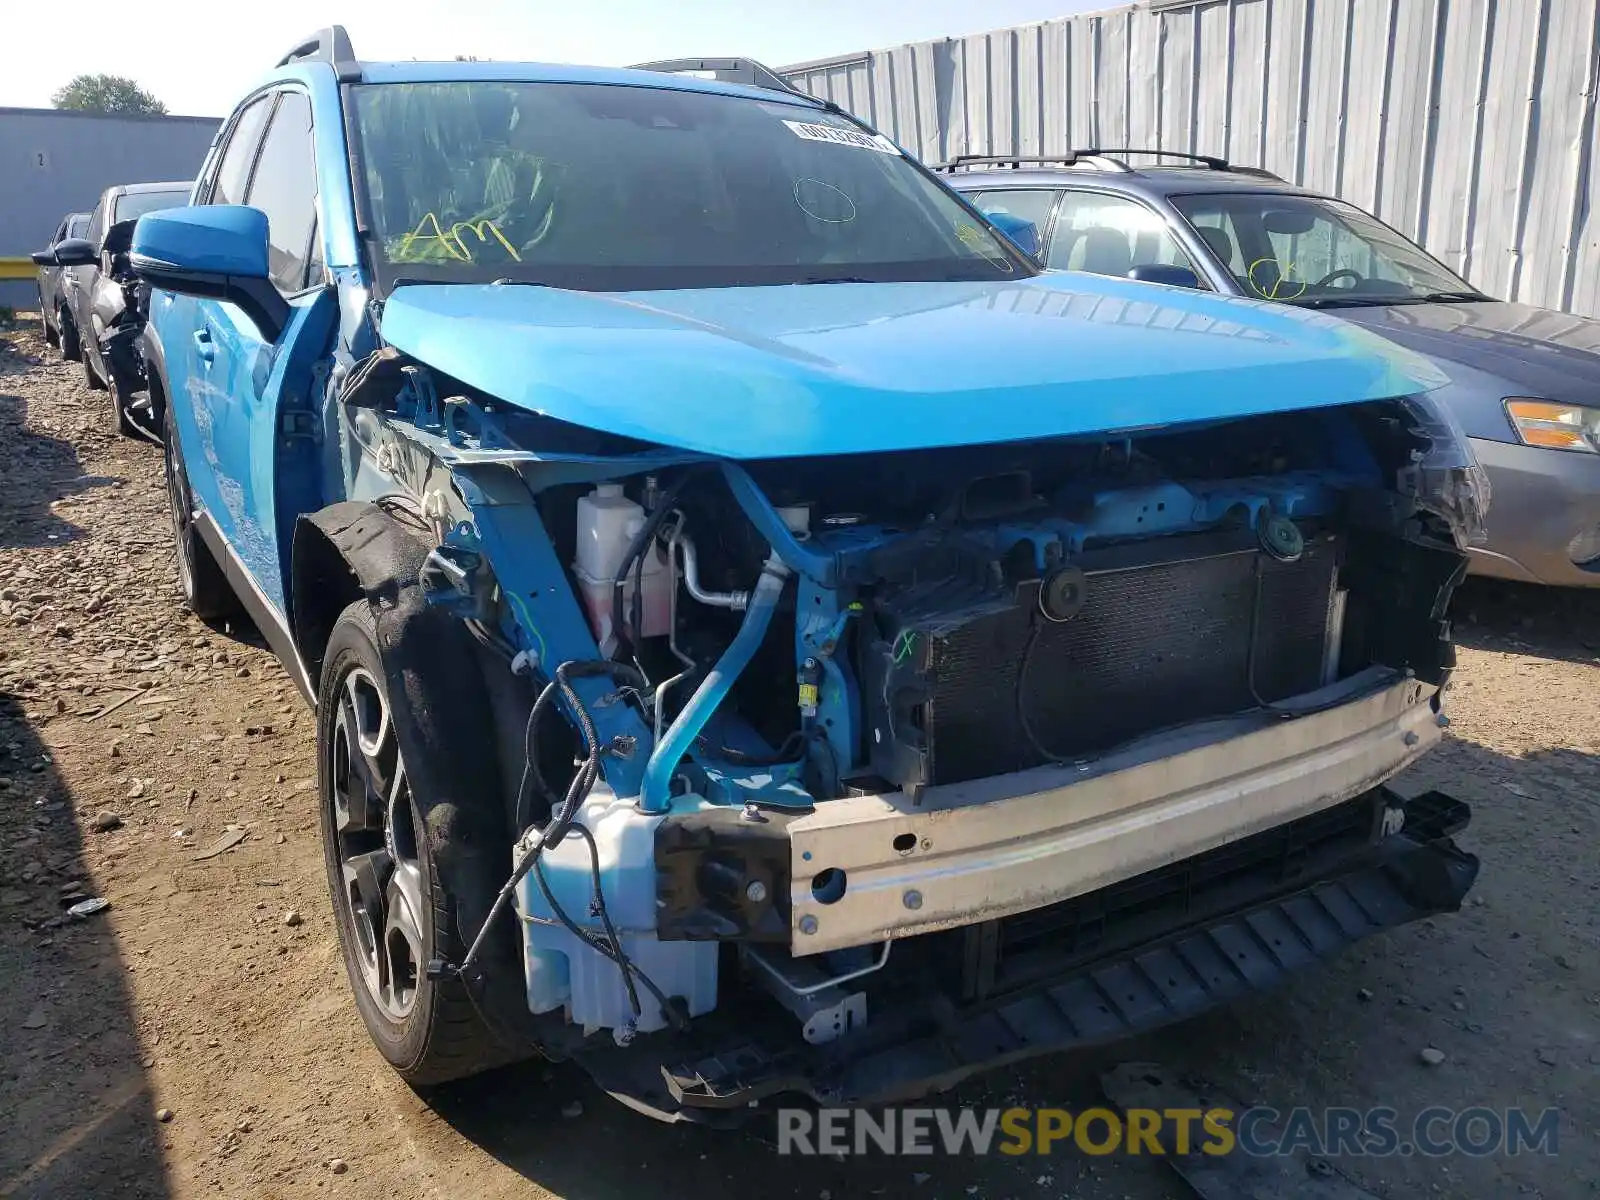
62, 181, 191, 430
31, 211, 91, 356
945, 151, 1600, 587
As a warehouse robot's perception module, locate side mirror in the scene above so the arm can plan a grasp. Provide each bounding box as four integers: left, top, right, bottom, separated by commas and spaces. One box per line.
1127, 263, 1203, 289
102, 218, 137, 257
985, 211, 1041, 259
130, 205, 287, 341
50, 238, 98, 267
29, 248, 56, 266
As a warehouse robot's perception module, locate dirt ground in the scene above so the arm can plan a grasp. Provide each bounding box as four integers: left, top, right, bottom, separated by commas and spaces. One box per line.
0, 318, 1595, 1200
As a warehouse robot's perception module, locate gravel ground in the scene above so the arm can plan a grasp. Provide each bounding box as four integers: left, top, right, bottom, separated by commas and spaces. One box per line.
0, 317, 1595, 1200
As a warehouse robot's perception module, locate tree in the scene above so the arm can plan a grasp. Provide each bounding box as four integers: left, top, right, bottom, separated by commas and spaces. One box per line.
51, 75, 167, 116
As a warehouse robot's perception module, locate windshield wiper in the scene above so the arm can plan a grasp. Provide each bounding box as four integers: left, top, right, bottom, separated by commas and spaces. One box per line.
1296, 295, 1385, 309
795, 275, 876, 285
1298, 289, 1489, 310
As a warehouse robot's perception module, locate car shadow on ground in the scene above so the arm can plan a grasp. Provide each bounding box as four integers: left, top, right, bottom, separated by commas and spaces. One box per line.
1451, 576, 1600, 665
0, 377, 124, 554
0, 693, 172, 1200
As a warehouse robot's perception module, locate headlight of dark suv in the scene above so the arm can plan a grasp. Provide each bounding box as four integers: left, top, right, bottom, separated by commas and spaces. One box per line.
1505, 398, 1600, 453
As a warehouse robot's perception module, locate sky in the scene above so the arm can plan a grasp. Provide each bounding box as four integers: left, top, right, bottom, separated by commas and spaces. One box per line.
3, 1, 1110, 117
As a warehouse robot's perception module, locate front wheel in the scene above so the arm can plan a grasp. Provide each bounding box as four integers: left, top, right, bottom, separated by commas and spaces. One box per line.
82, 349, 107, 392
58, 310, 81, 362
318, 600, 518, 1085
107, 368, 139, 437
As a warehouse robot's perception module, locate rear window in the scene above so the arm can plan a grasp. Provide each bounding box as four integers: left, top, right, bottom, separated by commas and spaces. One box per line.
113, 188, 190, 225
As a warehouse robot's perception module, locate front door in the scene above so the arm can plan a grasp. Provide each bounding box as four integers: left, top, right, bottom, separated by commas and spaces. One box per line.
168, 87, 330, 617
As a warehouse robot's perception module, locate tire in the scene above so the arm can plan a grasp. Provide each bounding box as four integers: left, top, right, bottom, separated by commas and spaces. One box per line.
40, 298, 58, 348
58, 310, 81, 362
83, 349, 107, 391
317, 600, 519, 1085
162, 399, 238, 620
107, 369, 138, 437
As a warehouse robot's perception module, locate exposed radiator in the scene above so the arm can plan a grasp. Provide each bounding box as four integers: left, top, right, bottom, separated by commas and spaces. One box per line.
866, 532, 1341, 789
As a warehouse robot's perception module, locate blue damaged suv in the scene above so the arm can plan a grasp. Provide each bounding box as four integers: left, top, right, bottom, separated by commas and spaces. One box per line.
136, 31, 1485, 1116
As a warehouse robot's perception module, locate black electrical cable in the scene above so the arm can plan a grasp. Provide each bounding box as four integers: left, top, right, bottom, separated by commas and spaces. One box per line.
513, 676, 561, 833
1015, 620, 1076, 765
464, 617, 517, 665
713, 728, 810, 766
510, 658, 648, 841
552, 823, 641, 1021
531, 831, 686, 1031
609, 471, 698, 661
456, 657, 647, 982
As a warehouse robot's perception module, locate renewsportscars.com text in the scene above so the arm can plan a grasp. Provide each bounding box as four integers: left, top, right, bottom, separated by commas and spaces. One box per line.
777, 1106, 1561, 1159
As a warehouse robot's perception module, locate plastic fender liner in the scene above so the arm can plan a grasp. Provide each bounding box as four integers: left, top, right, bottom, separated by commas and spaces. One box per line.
293, 501, 538, 1045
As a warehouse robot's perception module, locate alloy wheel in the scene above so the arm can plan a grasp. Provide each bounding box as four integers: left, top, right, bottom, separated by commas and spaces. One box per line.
327, 666, 427, 1020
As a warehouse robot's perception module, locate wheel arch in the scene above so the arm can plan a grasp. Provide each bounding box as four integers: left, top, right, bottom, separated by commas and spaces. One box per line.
289, 501, 421, 687
296, 502, 537, 1047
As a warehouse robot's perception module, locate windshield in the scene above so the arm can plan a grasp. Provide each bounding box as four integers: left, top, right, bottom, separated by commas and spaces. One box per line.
349, 81, 1031, 291
114, 189, 190, 225
1171, 192, 1482, 307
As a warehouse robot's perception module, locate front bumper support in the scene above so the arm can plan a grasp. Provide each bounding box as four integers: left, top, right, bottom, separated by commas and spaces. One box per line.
576, 791, 1477, 1122
787, 670, 1440, 955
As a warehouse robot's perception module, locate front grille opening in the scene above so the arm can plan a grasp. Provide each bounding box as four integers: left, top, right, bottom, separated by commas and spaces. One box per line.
920, 534, 1341, 784
947, 790, 1385, 1002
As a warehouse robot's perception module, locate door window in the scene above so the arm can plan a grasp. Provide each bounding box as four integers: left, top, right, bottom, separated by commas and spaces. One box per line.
210, 95, 273, 206
967, 189, 1060, 244
1047, 191, 1196, 279
86, 197, 107, 247
244, 91, 320, 294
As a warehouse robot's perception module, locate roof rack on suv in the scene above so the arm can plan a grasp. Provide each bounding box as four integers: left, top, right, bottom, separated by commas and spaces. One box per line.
934, 148, 1283, 180
632, 57, 804, 97
934, 154, 1132, 173
276, 25, 361, 82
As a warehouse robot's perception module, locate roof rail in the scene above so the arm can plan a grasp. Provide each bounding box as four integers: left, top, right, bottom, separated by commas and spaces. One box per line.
1084, 147, 1230, 171
933, 154, 1133, 174
276, 25, 361, 82
631, 57, 804, 97
934, 147, 1286, 181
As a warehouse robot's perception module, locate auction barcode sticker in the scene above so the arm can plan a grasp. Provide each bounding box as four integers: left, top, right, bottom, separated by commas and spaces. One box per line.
783, 120, 901, 154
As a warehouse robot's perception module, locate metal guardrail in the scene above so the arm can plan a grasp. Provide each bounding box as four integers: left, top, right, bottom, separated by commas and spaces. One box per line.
0, 257, 35, 281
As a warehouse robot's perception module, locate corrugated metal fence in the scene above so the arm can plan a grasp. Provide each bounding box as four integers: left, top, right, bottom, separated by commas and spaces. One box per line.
782, 0, 1600, 319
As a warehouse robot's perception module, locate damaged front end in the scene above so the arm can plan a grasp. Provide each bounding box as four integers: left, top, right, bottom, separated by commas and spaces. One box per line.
329, 339, 1483, 1119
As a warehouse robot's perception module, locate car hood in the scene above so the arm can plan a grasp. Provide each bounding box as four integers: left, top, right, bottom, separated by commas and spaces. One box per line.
1335, 300, 1600, 402
380, 274, 1444, 459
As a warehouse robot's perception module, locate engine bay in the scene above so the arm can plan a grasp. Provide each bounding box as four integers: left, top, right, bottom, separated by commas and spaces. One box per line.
344, 362, 1481, 1055
523, 400, 1471, 813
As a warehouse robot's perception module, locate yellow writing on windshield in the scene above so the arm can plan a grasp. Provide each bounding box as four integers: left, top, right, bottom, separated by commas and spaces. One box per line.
1246, 257, 1307, 301
396, 213, 522, 263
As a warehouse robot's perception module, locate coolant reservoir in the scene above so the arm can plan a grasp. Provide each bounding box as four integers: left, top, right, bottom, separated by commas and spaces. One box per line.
574, 483, 669, 644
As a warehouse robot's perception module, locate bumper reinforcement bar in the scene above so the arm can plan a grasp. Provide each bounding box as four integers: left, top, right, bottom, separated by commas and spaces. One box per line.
575, 791, 1477, 1122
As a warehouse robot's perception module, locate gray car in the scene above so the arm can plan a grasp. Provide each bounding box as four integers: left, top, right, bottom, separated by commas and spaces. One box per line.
30, 211, 90, 357
61, 181, 191, 429
944, 151, 1600, 587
